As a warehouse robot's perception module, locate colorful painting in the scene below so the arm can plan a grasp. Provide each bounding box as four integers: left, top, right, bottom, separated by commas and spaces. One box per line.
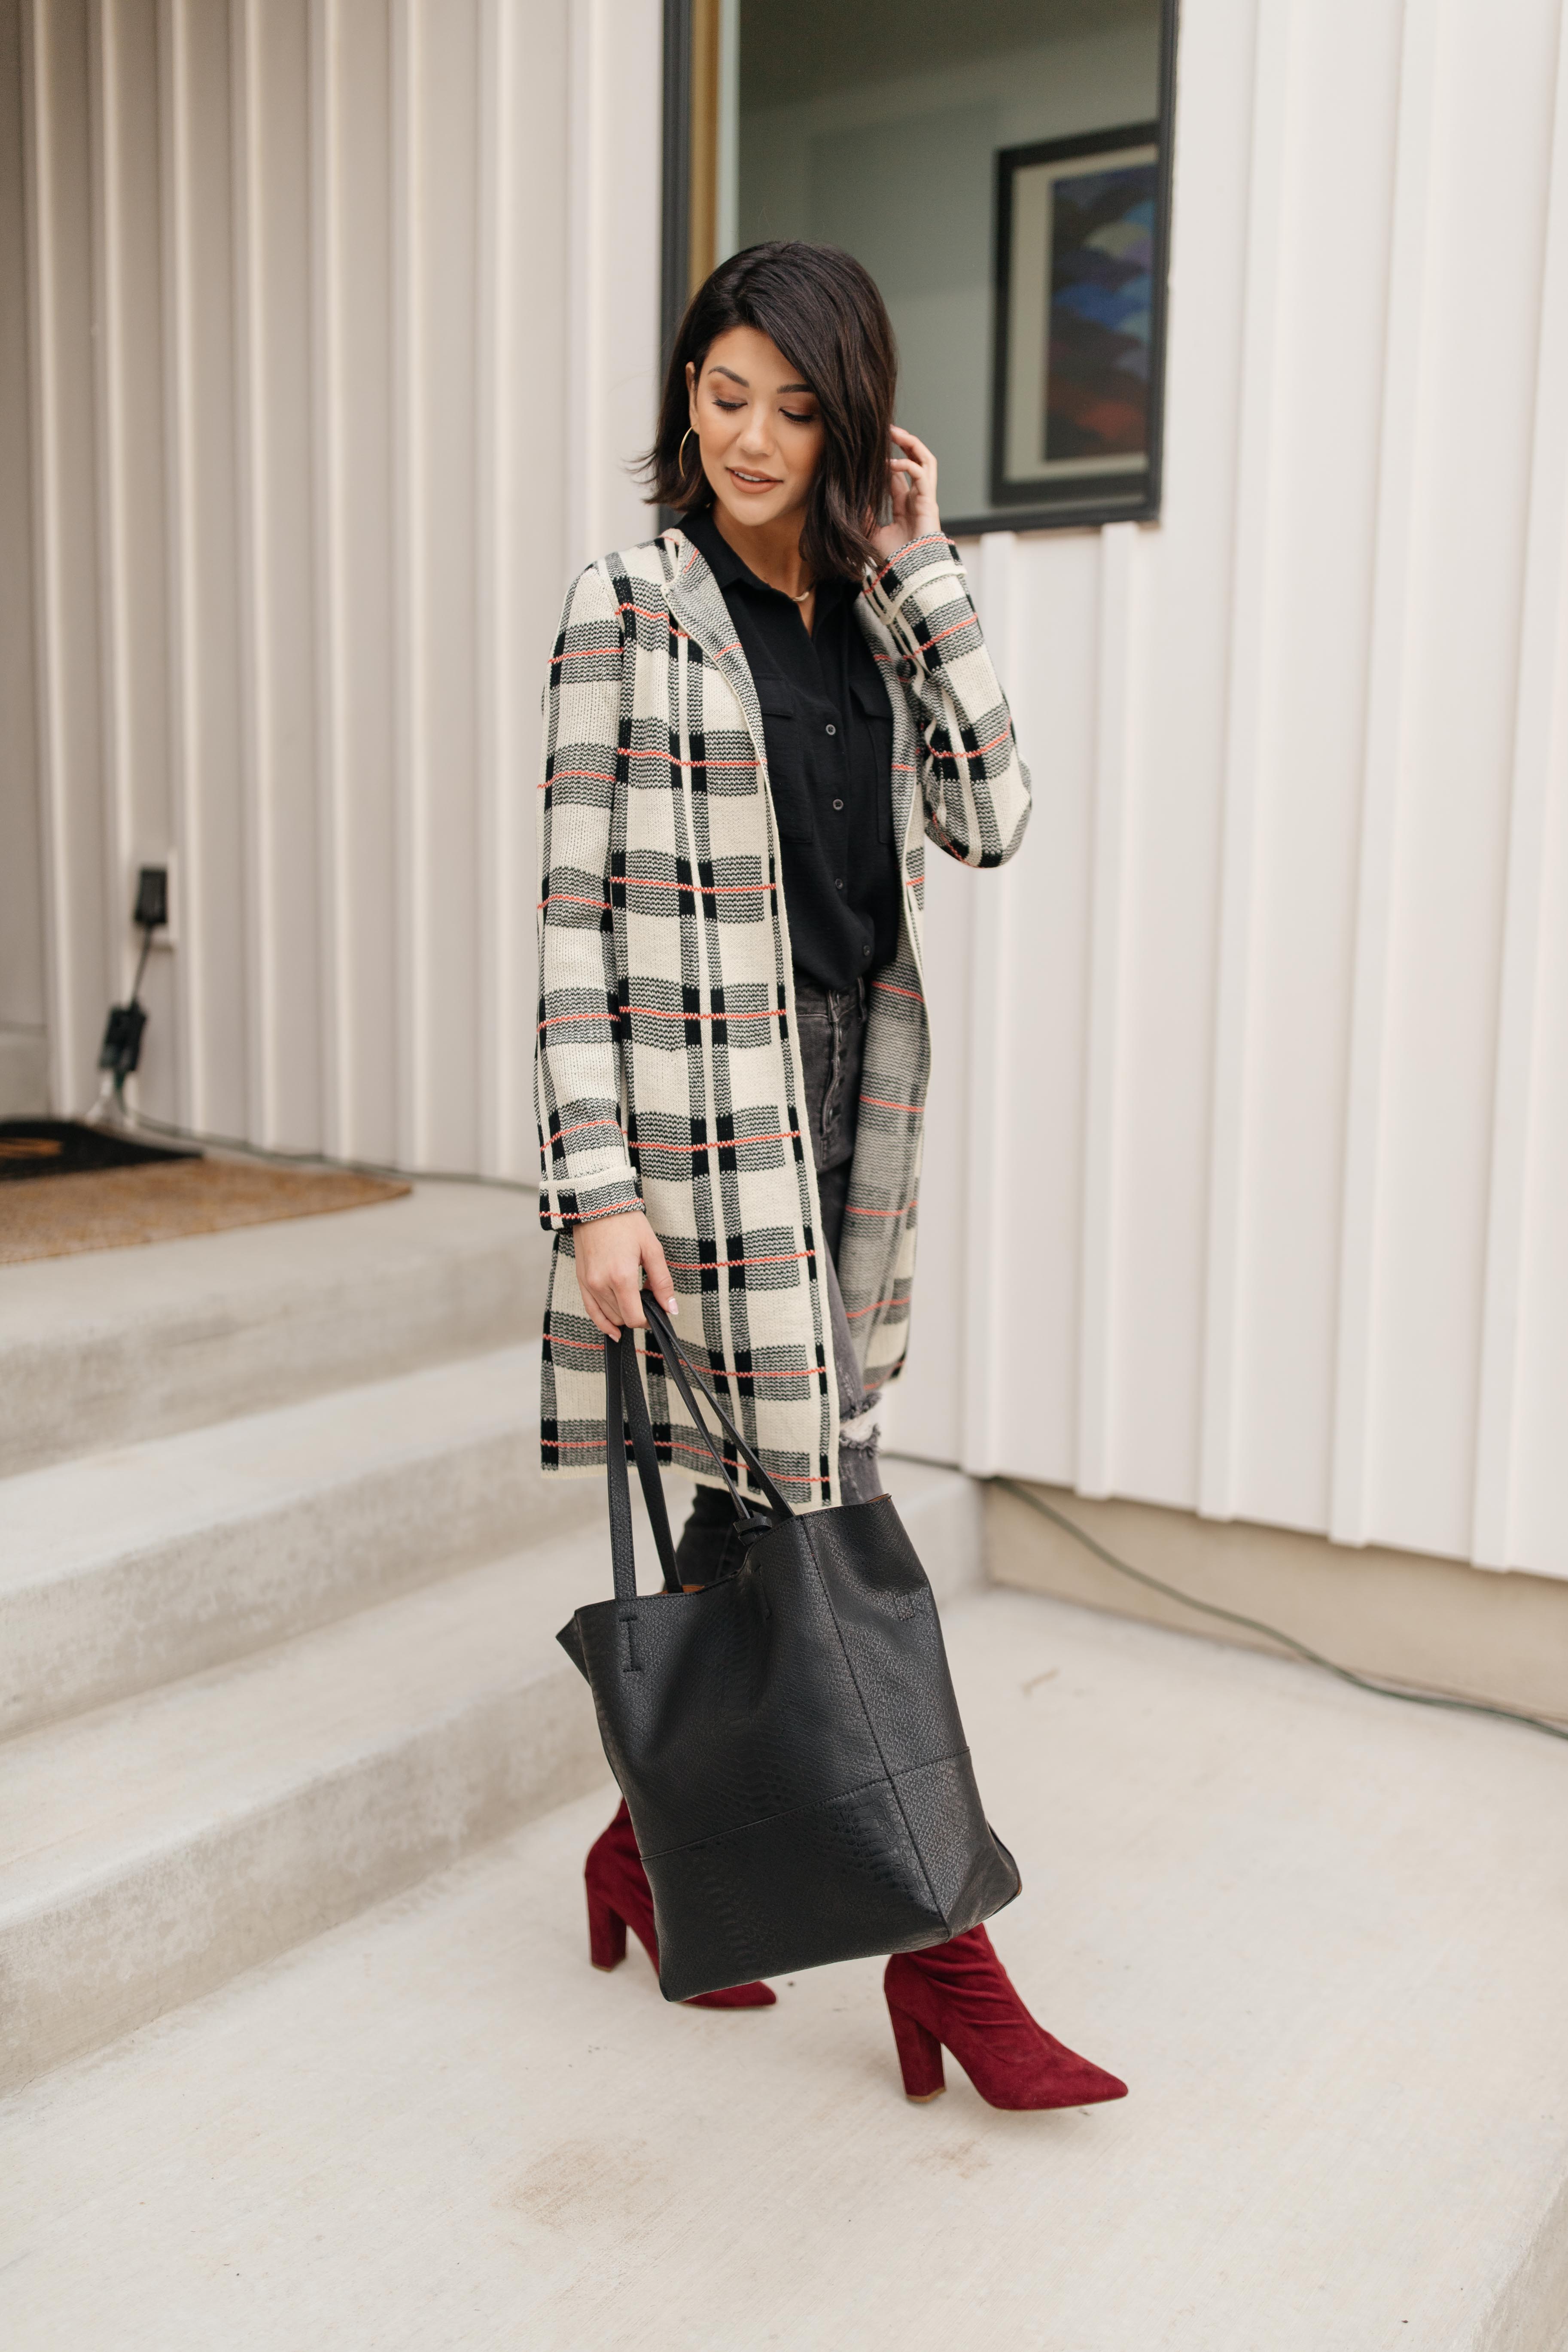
992, 128, 1163, 509
1044, 161, 1157, 463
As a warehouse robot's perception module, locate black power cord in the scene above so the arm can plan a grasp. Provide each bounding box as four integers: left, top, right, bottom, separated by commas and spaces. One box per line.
994, 1478, 1568, 1747
95, 868, 171, 1091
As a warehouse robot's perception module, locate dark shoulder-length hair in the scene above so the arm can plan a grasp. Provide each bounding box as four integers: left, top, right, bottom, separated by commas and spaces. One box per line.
645, 241, 897, 581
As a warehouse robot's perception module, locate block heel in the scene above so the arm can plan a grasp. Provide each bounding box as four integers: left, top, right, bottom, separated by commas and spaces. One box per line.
888, 2001, 946, 2100
587, 1888, 627, 1972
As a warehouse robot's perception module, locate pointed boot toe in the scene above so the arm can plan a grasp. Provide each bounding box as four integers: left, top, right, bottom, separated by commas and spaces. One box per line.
986, 2026, 1129, 2112
1036, 2034, 1128, 2108
686, 1979, 778, 2010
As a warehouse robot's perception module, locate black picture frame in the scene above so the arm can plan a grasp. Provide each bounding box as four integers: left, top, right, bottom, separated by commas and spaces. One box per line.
980, 121, 1164, 531
662, 0, 1179, 540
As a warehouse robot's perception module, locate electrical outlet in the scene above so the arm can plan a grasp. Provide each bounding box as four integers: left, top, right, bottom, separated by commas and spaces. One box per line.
131, 852, 179, 947
134, 867, 168, 930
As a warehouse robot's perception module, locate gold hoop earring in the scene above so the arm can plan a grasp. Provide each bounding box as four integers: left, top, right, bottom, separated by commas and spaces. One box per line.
679, 426, 697, 472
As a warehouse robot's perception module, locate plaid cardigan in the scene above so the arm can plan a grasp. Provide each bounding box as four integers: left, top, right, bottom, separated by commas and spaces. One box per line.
535, 526, 1030, 1505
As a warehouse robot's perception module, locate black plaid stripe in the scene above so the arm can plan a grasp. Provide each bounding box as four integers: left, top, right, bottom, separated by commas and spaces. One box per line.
535, 528, 1029, 1503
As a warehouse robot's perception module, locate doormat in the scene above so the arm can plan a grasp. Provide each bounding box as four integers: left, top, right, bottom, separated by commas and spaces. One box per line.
0, 1118, 198, 1183
0, 1157, 410, 1267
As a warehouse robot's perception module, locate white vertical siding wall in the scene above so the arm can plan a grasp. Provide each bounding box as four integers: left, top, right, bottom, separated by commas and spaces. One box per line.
9, 0, 1568, 1585
894, 0, 1568, 1584
6, 0, 660, 1167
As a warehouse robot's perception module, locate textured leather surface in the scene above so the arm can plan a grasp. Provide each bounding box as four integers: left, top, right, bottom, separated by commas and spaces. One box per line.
559, 1319, 1020, 1999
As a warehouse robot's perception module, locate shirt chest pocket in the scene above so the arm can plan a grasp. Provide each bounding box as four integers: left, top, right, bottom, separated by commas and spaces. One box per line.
850, 675, 895, 846
755, 686, 816, 844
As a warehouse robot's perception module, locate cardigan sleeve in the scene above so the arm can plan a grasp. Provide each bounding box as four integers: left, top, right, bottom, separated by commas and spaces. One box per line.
860, 533, 1032, 870
533, 560, 643, 1233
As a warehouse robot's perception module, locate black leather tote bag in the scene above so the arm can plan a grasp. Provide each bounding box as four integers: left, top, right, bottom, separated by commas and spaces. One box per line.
557, 1296, 1019, 2002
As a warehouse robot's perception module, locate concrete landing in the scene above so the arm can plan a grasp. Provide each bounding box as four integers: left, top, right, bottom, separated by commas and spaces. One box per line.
4, 1589, 1565, 2352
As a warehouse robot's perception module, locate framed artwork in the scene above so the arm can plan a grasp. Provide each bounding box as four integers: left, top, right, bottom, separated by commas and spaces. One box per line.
990, 122, 1166, 520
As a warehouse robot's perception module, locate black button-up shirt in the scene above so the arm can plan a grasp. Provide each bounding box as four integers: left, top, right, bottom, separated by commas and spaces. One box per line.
683, 505, 901, 992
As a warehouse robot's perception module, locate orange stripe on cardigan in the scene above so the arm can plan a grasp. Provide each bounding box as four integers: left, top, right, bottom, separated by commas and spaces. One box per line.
538, 879, 776, 911
918, 614, 988, 654
546, 1115, 625, 1146
552, 1196, 645, 1226
615, 876, 776, 895
549, 602, 699, 637
622, 1005, 782, 1025
631, 1128, 801, 1153
549, 601, 696, 643
538, 1005, 784, 1031
955, 723, 1016, 761
542, 755, 766, 784
868, 534, 950, 584
920, 725, 1014, 772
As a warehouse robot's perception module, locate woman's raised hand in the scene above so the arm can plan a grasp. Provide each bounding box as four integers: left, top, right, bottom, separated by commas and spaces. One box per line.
573, 1209, 678, 1340
871, 426, 941, 561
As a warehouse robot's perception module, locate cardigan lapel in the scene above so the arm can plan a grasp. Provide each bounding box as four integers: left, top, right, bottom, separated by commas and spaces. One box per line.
657, 529, 835, 1449
660, 528, 771, 770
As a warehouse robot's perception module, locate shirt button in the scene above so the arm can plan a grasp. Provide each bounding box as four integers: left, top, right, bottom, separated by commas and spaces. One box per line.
825, 722, 837, 736
832, 797, 845, 811
835, 878, 846, 892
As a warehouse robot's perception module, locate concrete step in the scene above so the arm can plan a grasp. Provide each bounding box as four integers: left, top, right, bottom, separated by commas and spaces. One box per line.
0, 1451, 979, 2098
4, 1589, 1565, 2350
0, 1535, 611, 2095
0, 1180, 549, 1477
0, 1342, 600, 1739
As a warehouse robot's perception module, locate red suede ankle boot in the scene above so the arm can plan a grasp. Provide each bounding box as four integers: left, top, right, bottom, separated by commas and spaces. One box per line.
884, 1925, 1125, 2109
585, 1801, 776, 2011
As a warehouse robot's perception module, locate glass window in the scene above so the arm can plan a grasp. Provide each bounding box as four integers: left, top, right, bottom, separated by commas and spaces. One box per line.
669, 0, 1175, 535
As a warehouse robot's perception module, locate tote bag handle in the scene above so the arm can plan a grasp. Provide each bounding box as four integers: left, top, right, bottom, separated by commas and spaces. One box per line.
603, 1293, 795, 1609
641, 1296, 796, 1522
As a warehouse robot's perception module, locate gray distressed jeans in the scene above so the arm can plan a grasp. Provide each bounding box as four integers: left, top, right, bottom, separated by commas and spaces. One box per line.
673, 972, 883, 1583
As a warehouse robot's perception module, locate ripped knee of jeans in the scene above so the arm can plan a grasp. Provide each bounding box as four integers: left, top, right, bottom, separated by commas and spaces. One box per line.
840, 1402, 880, 1453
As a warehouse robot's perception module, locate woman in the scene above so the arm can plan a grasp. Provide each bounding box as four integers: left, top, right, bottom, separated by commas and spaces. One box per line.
535, 242, 1124, 2111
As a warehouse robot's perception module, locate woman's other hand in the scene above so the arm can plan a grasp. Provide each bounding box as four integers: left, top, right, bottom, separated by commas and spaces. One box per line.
573, 1209, 678, 1339
871, 426, 941, 560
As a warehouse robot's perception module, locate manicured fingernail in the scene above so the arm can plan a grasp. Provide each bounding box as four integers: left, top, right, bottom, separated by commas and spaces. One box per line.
665, 1297, 678, 1314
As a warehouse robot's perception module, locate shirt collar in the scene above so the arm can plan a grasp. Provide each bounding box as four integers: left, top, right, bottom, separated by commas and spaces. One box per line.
681, 502, 849, 609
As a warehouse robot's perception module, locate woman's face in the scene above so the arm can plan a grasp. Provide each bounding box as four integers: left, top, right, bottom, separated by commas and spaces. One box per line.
687, 326, 824, 534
